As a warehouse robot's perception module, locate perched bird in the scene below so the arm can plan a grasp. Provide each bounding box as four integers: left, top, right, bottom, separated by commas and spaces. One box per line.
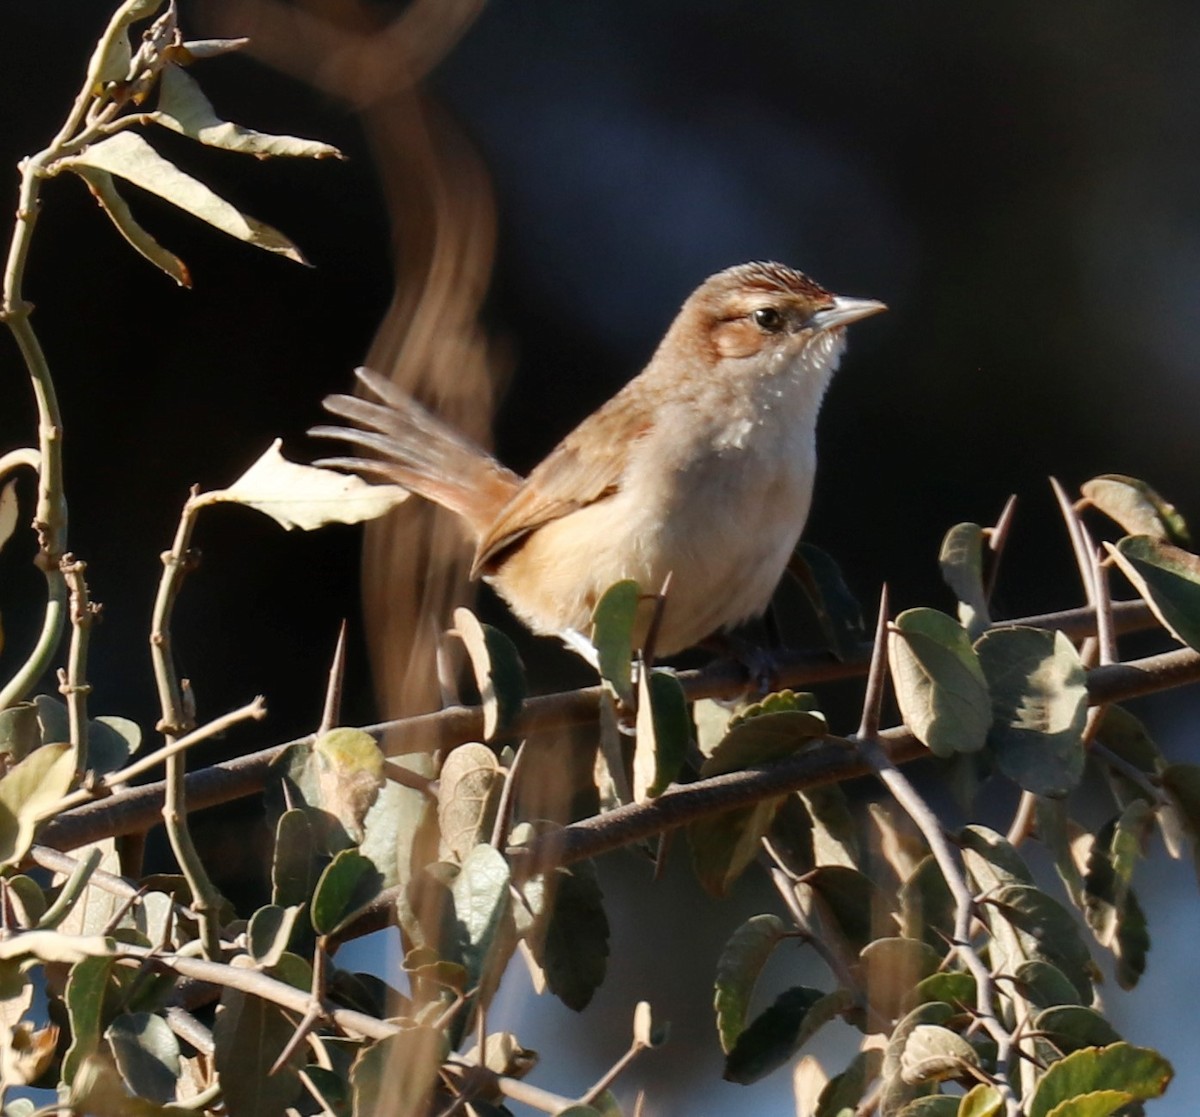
313, 262, 884, 656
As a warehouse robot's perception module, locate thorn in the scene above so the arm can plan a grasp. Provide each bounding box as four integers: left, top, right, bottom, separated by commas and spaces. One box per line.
318, 621, 348, 735
856, 585, 890, 742
1050, 477, 1097, 607
984, 493, 1018, 601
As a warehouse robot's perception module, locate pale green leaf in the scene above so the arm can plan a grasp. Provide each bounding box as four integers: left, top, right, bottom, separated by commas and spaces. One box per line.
198, 439, 410, 530
154, 63, 343, 159
60, 131, 308, 262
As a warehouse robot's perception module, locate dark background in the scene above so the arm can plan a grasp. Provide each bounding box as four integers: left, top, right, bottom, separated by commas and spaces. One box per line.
3, 3, 1200, 1113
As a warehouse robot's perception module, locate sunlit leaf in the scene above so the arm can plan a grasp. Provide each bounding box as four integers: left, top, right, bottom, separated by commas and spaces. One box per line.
437, 742, 502, 862
899, 1023, 979, 1085
889, 608, 990, 758
153, 63, 344, 159
0, 743, 76, 867
633, 666, 688, 800
938, 522, 991, 636
197, 440, 410, 530
453, 607, 526, 741
0, 479, 19, 558
350, 1029, 448, 1117
73, 167, 190, 286
1027, 1042, 1172, 1117
61, 132, 309, 262
312, 727, 385, 844
1082, 474, 1190, 547
590, 580, 640, 706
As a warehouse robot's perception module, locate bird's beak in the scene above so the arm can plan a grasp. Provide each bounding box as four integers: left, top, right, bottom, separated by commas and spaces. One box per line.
811, 296, 887, 332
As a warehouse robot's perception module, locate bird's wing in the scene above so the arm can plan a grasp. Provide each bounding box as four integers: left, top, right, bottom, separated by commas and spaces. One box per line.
472, 387, 654, 576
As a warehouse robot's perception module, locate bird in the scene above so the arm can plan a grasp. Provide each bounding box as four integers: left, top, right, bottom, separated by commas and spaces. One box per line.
312, 261, 884, 658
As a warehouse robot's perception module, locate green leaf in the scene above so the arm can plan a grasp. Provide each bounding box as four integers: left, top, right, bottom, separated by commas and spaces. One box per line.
1033, 1006, 1121, 1057
271, 809, 317, 909
590, 580, 641, 706
723, 986, 852, 1084
714, 914, 788, 1053
701, 710, 828, 776
939, 522, 991, 636
897, 1099, 959, 1117
0, 742, 76, 867
1028, 1042, 1172, 1117
799, 783, 860, 868
815, 1049, 883, 1117
1014, 960, 1086, 1008
880, 1002, 956, 1117
899, 1024, 979, 1084
959, 825, 1035, 890
0, 703, 41, 763
201, 441, 410, 530
453, 608, 527, 741
213, 989, 303, 1116
633, 666, 689, 799
88, 715, 141, 777
1081, 804, 1152, 989
311, 849, 381, 936
976, 626, 1087, 797
105, 1012, 180, 1104
957, 1085, 1004, 1117
1082, 474, 1190, 547
72, 167, 191, 286
908, 972, 975, 1013
805, 865, 888, 954
61, 132, 309, 262
899, 856, 955, 952
451, 843, 513, 999
987, 884, 1095, 1001
248, 904, 303, 968
689, 797, 784, 898
788, 542, 867, 660
350, 1029, 449, 1117
1110, 535, 1200, 650
63, 954, 116, 1085
889, 608, 990, 757
153, 63, 344, 159
532, 860, 609, 1012
859, 938, 943, 1023
437, 742, 502, 862
34, 695, 70, 744
1092, 706, 1164, 810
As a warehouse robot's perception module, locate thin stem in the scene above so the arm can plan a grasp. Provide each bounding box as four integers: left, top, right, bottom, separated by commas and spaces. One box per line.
58, 556, 98, 772
150, 490, 224, 958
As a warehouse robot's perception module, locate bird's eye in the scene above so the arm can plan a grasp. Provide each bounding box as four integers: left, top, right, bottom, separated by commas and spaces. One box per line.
752, 306, 785, 333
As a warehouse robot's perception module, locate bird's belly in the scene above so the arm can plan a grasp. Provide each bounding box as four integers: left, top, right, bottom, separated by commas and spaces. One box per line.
493, 443, 815, 655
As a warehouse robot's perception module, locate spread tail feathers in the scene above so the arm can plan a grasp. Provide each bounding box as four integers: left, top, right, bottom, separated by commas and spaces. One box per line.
311, 367, 521, 540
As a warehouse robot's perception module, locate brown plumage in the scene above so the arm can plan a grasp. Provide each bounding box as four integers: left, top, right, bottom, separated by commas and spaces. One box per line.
313, 262, 884, 655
